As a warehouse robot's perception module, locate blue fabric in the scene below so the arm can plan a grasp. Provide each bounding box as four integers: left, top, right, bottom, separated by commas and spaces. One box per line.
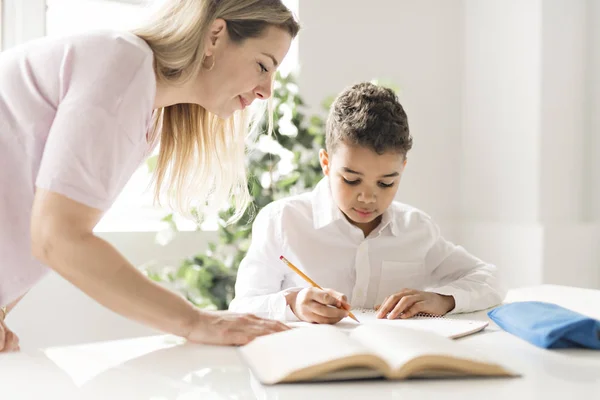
488, 301, 600, 349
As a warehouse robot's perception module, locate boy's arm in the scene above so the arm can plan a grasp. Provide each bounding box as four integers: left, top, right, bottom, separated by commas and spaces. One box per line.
424, 219, 506, 314
229, 204, 301, 321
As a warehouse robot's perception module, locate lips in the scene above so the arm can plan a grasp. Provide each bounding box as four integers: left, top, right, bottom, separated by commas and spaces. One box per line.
239, 96, 250, 110
353, 208, 375, 217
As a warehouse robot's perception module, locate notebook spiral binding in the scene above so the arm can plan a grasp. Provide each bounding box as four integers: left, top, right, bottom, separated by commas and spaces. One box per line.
352, 308, 445, 319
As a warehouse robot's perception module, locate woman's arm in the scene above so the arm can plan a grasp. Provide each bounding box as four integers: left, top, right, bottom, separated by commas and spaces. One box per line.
31, 189, 287, 345
31, 189, 199, 337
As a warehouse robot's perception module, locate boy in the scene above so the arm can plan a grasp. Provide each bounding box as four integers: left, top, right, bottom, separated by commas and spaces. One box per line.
229, 82, 505, 324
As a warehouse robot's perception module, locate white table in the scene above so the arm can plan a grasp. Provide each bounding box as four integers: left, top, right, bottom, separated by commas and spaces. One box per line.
1, 284, 599, 400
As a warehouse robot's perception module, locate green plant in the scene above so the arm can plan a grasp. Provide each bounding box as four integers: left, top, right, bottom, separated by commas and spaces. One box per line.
143, 72, 330, 310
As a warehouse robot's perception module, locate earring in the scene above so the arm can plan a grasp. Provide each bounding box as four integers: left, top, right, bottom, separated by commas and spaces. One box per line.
203, 55, 215, 71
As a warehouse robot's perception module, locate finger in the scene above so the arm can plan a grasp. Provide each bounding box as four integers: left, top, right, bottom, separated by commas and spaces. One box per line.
377, 289, 419, 318
8, 335, 19, 351
4, 331, 18, 352
242, 315, 289, 333
249, 322, 288, 339
340, 296, 351, 311
337, 294, 351, 311
324, 289, 350, 310
243, 318, 289, 335
376, 296, 399, 319
388, 294, 421, 319
249, 314, 289, 331
230, 332, 253, 346
0, 323, 5, 352
231, 325, 274, 346
261, 319, 290, 332
310, 301, 348, 320
303, 310, 344, 325
400, 301, 427, 319
313, 290, 342, 307
10, 331, 19, 348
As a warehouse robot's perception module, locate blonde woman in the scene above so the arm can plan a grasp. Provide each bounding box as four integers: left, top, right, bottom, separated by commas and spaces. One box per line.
0, 0, 299, 352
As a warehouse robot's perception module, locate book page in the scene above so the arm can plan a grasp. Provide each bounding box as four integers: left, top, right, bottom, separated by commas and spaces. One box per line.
349, 324, 494, 373
288, 310, 488, 339
337, 311, 489, 338
239, 325, 378, 384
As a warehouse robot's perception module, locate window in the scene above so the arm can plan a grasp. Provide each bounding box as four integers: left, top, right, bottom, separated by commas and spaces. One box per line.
0, 0, 3, 50
38, 0, 300, 232
1, 0, 46, 50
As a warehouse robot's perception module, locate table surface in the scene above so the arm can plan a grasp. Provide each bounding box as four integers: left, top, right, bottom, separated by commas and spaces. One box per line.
1, 284, 599, 400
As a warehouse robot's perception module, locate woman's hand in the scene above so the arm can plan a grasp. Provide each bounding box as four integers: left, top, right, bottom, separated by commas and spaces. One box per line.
186, 310, 290, 346
375, 289, 456, 319
0, 317, 20, 352
288, 287, 350, 324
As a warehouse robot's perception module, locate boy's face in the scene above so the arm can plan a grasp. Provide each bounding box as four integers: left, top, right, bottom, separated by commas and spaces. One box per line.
319, 142, 406, 234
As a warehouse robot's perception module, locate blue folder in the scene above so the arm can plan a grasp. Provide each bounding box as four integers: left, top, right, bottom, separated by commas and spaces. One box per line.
488, 301, 600, 349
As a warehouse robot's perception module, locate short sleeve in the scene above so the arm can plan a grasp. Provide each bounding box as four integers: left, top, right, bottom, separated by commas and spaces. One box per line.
35, 34, 155, 211
35, 102, 146, 210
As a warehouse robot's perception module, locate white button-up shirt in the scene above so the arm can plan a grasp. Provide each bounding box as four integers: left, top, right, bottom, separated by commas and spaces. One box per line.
229, 178, 505, 321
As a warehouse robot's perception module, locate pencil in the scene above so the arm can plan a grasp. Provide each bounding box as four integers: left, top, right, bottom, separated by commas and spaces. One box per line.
279, 255, 360, 323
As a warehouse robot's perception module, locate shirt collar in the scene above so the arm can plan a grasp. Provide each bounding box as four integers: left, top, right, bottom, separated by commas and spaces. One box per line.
376, 206, 399, 237
311, 177, 400, 237
312, 177, 345, 230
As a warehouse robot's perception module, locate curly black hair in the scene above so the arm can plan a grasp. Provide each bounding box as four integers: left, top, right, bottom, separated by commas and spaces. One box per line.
326, 82, 412, 157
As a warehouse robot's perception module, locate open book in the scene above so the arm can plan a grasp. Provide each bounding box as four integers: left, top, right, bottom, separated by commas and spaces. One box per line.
289, 309, 489, 339
239, 324, 516, 384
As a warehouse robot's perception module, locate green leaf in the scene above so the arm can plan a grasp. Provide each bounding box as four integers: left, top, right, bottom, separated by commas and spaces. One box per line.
207, 242, 217, 253
146, 154, 158, 173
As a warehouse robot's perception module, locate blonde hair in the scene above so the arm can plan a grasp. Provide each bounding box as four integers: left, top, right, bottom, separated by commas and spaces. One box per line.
133, 0, 300, 222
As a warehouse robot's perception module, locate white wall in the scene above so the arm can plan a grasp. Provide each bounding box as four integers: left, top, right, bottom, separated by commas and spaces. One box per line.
540, 0, 599, 288
590, 0, 600, 222
298, 0, 464, 238
540, 0, 587, 223
460, 0, 599, 290
462, 0, 542, 223
460, 0, 546, 290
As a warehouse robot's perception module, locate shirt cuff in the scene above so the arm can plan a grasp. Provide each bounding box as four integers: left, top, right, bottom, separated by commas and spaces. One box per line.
271, 287, 303, 321
429, 286, 470, 314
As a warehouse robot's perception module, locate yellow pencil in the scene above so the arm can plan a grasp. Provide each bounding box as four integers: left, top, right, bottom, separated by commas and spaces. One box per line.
279, 255, 360, 323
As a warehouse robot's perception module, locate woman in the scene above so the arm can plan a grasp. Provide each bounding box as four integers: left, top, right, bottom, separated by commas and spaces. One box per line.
0, 0, 299, 352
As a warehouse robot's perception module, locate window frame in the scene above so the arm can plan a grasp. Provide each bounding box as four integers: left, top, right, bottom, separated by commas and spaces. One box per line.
1, 0, 46, 50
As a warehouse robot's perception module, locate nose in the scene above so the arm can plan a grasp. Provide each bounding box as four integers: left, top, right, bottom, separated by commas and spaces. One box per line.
358, 190, 376, 204
254, 80, 273, 100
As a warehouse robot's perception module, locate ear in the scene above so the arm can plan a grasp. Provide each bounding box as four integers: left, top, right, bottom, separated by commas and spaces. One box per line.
319, 149, 330, 176
205, 18, 227, 56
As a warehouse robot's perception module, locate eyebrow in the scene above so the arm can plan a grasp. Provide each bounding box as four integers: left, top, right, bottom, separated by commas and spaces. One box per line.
262, 52, 279, 67
343, 167, 400, 178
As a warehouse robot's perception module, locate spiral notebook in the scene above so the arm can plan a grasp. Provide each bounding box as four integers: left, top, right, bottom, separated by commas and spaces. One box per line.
289, 308, 489, 339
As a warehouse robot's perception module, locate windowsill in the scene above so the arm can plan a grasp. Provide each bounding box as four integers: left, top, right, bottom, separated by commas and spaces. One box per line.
93, 207, 217, 233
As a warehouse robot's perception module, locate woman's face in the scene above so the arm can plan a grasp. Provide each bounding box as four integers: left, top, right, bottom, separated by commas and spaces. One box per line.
198, 20, 293, 118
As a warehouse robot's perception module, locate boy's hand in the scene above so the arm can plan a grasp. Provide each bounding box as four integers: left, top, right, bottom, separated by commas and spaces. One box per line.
375, 289, 455, 320
288, 287, 350, 324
